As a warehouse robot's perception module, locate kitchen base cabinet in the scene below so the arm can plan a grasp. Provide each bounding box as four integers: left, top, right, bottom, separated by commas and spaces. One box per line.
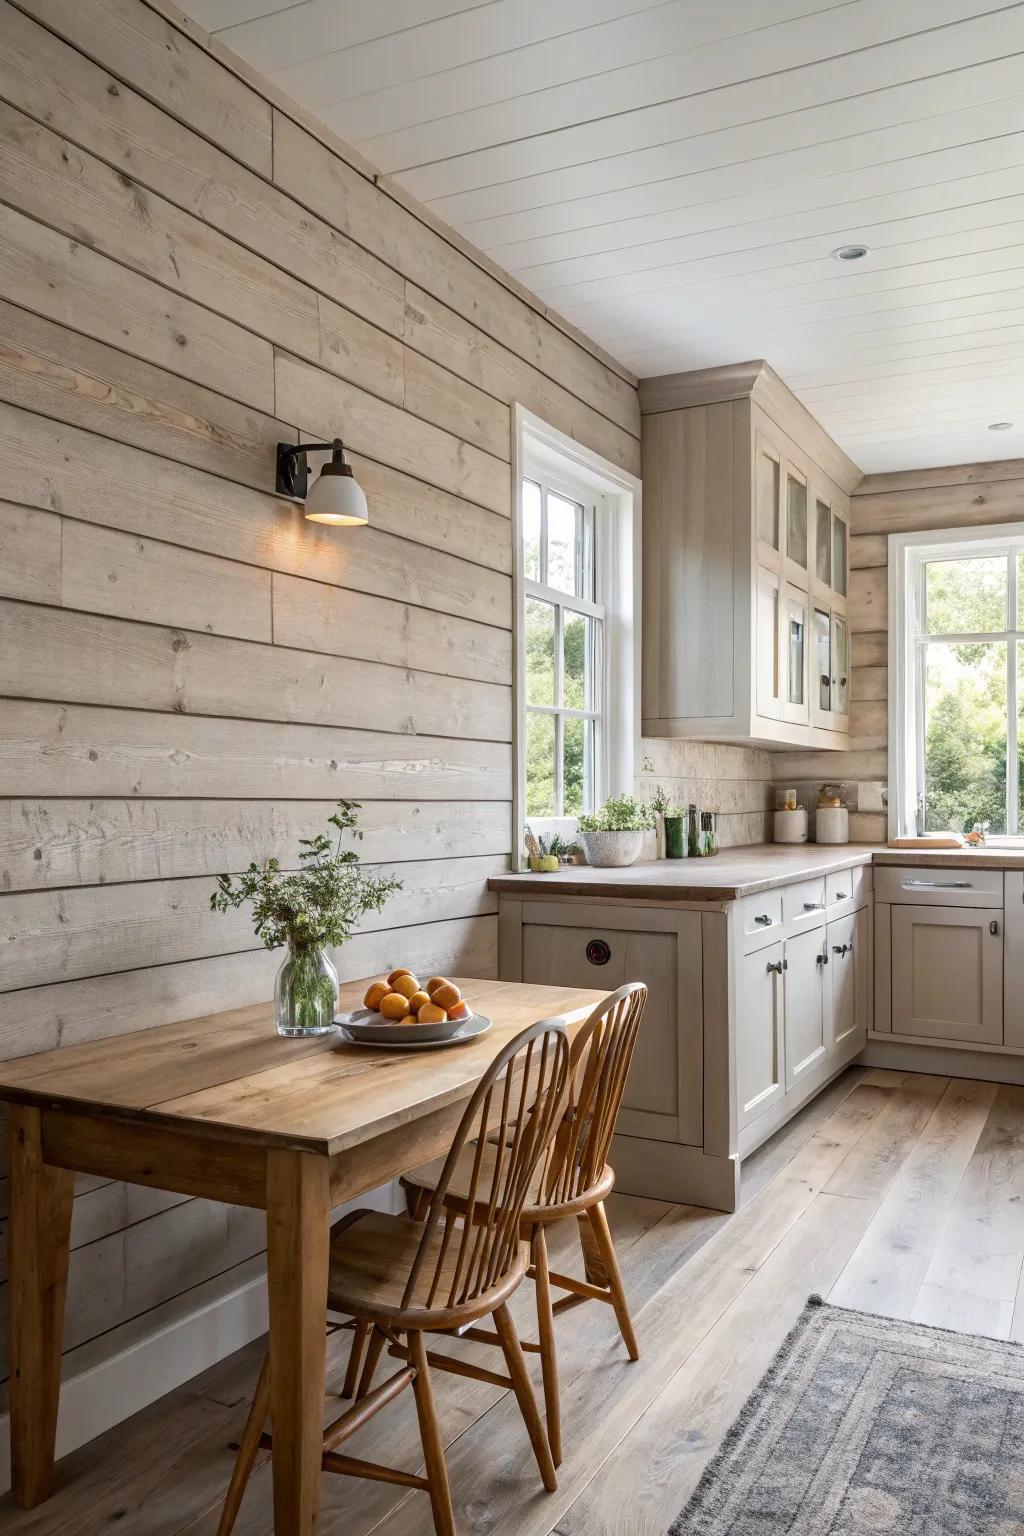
496, 868, 873, 1215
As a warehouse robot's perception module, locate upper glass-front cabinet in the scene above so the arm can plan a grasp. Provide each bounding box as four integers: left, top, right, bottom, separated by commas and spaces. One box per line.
785, 469, 809, 584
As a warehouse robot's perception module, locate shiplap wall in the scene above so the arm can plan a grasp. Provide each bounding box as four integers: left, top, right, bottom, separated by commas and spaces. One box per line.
0, 0, 641, 1394
772, 457, 1024, 838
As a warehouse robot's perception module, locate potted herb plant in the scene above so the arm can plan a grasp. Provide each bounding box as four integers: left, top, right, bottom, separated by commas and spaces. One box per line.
210, 801, 402, 1037
577, 794, 653, 868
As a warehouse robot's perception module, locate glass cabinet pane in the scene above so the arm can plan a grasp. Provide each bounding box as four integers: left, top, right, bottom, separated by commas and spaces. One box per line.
833, 615, 849, 715
756, 569, 781, 718
832, 516, 848, 596
787, 595, 806, 706
815, 499, 832, 586
815, 608, 831, 712
756, 448, 780, 550
787, 473, 808, 570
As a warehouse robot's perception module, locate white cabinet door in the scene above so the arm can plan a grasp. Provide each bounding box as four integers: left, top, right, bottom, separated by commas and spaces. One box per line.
784, 927, 827, 1088
782, 584, 810, 726
521, 918, 701, 1146
891, 905, 1003, 1045
736, 941, 785, 1128
827, 911, 866, 1055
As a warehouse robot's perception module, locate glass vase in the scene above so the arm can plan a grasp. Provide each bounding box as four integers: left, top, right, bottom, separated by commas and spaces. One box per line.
275, 943, 339, 1037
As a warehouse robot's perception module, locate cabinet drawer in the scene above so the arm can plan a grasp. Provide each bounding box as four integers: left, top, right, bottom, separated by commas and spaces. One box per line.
875, 866, 1003, 908
826, 865, 870, 910
739, 892, 783, 950
783, 876, 827, 929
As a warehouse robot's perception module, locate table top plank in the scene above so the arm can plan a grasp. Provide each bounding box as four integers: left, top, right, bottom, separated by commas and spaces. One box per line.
0, 978, 605, 1155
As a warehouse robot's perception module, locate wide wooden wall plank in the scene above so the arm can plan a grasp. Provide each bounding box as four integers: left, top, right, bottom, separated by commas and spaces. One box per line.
0, 796, 512, 891
271, 570, 510, 686
0, 500, 60, 603
0, 702, 513, 801
0, 601, 512, 740
61, 520, 273, 642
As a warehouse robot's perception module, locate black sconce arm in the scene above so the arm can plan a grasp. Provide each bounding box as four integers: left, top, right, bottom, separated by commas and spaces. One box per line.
275, 438, 345, 499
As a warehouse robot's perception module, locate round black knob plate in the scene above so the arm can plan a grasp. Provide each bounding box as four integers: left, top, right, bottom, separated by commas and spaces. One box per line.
586, 938, 611, 966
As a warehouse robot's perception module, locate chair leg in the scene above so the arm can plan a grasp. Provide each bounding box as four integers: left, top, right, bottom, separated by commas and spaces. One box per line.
586, 1201, 639, 1361
493, 1304, 557, 1494
356, 1324, 387, 1400
342, 1318, 369, 1399
217, 1355, 271, 1536
576, 1210, 608, 1287
409, 1330, 456, 1536
531, 1226, 561, 1467
404, 1183, 430, 1219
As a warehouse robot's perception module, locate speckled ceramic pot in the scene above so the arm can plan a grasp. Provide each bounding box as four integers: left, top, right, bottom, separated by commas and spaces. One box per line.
579, 830, 645, 867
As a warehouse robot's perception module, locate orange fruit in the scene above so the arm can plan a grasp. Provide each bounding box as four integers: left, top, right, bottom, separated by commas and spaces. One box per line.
417, 1001, 447, 1023
363, 981, 389, 1011
392, 974, 421, 1000
387, 967, 413, 986
426, 976, 448, 997
379, 991, 411, 1021
432, 981, 461, 1011
408, 990, 431, 1013
447, 1000, 471, 1022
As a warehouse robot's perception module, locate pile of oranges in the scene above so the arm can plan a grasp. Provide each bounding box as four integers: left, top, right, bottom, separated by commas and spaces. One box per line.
363, 969, 471, 1026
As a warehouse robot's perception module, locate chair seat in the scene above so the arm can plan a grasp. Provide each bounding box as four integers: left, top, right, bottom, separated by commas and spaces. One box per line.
327, 1209, 527, 1330
403, 1143, 615, 1224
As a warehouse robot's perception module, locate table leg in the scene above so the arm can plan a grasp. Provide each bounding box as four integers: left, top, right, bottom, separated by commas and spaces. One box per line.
8, 1105, 74, 1508
266, 1149, 330, 1535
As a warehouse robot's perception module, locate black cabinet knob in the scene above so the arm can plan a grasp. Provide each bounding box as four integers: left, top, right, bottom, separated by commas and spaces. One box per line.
586, 938, 611, 966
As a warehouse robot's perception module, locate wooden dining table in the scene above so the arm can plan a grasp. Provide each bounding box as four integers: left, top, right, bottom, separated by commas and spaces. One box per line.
0, 976, 604, 1534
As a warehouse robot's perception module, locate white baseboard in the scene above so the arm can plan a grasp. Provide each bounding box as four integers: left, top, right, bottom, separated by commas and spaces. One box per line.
0, 1180, 402, 1495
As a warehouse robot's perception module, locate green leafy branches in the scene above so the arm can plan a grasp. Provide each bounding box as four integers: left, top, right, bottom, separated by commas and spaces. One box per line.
210, 800, 402, 952
577, 794, 653, 833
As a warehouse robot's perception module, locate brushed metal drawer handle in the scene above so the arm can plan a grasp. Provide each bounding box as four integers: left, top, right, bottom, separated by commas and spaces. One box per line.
902, 879, 972, 890
833, 891, 849, 901
753, 913, 773, 926
803, 901, 825, 911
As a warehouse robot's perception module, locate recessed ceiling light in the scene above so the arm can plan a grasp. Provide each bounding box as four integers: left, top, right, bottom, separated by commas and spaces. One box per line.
989, 421, 1014, 432
832, 243, 870, 262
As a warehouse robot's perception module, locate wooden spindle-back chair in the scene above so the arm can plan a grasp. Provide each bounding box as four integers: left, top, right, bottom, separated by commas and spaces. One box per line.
217, 1017, 570, 1536
398, 982, 647, 1467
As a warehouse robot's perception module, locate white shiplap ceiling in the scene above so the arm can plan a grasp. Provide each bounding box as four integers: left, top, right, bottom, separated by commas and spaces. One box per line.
186, 0, 1024, 473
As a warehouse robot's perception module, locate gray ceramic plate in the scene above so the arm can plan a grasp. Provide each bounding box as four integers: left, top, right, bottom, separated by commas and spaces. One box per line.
335, 1010, 491, 1050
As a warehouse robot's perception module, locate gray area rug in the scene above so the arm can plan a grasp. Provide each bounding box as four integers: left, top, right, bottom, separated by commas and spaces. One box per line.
670, 1296, 1024, 1534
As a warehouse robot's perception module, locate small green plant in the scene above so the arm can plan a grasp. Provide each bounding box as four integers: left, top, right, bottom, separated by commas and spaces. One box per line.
649, 784, 671, 818
578, 794, 654, 833
547, 833, 583, 860
210, 802, 401, 1025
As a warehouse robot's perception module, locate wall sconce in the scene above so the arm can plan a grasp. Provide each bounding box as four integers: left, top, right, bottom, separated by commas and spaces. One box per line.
275, 438, 368, 525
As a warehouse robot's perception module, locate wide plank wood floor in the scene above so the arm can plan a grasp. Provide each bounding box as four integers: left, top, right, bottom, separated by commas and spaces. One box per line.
5, 1065, 1024, 1535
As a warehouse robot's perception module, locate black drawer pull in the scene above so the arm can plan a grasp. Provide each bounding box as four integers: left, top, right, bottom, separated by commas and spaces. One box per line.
585, 938, 611, 966
753, 913, 773, 926
767, 960, 783, 975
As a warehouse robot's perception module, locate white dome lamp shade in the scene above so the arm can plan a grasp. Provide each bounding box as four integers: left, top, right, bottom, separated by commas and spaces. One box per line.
275, 437, 368, 526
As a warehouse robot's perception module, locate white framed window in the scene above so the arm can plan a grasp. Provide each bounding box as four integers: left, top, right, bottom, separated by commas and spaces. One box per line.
890, 524, 1024, 840
512, 406, 640, 865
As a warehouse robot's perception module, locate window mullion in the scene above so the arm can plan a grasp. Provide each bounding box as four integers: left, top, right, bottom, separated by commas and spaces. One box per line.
554, 604, 564, 815
1010, 554, 1019, 835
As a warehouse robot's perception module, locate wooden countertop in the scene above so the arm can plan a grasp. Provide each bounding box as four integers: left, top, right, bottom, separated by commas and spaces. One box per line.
488, 845, 877, 902
490, 843, 1024, 902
